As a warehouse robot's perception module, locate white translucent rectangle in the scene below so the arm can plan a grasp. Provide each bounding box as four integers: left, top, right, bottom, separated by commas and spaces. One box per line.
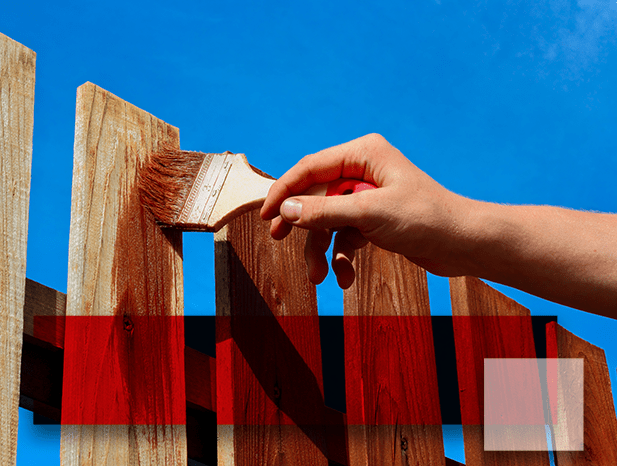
484, 358, 583, 451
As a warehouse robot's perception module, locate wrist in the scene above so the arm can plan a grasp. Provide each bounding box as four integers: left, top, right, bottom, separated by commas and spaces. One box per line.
444, 197, 509, 278
457, 199, 530, 282
411, 193, 487, 277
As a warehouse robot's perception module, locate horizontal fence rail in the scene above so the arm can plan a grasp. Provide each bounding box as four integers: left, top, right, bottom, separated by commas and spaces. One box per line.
3, 32, 617, 466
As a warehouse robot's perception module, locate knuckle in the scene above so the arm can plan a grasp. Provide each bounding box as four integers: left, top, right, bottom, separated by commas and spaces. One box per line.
364, 133, 387, 146
297, 153, 313, 168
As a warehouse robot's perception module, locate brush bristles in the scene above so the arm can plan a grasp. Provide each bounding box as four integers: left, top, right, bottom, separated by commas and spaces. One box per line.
139, 145, 207, 225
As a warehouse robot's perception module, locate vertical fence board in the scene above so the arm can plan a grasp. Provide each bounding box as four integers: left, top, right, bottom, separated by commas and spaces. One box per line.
344, 244, 445, 465
546, 322, 617, 465
450, 276, 550, 466
215, 209, 330, 466
0, 32, 36, 466
61, 82, 186, 465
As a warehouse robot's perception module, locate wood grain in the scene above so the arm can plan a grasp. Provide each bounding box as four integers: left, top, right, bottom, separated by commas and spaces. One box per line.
344, 244, 445, 466
22, 278, 217, 463
24, 278, 66, 348
215, 208, 331, 466
23, 277, 348, 464
0, 32, 36, 466
546, 322, 617, 465
62, 83, 186, 465
24, 279, 215, 411
449, 276, 550, 466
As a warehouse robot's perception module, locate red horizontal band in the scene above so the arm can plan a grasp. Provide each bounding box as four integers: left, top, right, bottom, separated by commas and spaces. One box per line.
57, 316, 186, 425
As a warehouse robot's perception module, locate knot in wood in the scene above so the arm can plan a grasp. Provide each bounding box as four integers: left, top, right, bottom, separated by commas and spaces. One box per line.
400, 436, 408, 452
123, 315, 134, 333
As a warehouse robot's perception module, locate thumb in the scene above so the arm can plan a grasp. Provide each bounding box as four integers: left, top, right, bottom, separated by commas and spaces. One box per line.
279, 193, 371, 230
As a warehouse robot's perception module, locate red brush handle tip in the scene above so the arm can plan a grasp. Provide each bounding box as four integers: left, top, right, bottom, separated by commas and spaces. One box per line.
325, 179, 377, 196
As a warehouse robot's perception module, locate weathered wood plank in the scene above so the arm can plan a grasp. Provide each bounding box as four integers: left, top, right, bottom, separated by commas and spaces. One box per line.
449, 276, 550, 466
23, 276, 347, 464
21, 330, 214, 426
344, 244, 445, 465
215, 208, 331, 466
61, 82, 186, 465
24, 278, 66, 347
25, 279, 212, 414
546, 322, 617, 465
22, 278, 216, 464
0, 32, 36, 466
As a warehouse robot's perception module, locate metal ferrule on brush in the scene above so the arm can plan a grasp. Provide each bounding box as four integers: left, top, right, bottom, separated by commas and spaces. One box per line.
177, 152, 234, 226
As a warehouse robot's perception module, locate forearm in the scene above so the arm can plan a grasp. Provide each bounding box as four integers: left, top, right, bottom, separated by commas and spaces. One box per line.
262, 134, 617, 314
457, 200, 617, 317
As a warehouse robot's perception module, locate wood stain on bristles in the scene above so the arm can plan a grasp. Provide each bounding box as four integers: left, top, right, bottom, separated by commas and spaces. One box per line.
138, 145, 209, 226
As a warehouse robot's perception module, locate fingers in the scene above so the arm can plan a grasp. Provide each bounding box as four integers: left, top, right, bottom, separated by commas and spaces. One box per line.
304, 229, 333, 284
332, 227, 369, 289
260, 134, 387, 221
278, 191, 374, 231
262, 133, 401, 287
303, 227, 368, 289
269, 215, 293, 240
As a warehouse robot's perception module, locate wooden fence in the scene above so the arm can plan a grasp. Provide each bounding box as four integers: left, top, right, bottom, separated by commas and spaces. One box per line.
3, 31, 617, 465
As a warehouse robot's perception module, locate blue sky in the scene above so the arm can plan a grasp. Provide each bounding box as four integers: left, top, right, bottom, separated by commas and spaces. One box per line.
2, 1, 617, 464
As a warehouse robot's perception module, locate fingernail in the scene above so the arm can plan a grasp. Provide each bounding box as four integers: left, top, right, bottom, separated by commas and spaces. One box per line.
281, 199, 302, 222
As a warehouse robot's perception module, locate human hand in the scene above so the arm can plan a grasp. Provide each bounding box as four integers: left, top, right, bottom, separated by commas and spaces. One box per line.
260, 134, 471, 288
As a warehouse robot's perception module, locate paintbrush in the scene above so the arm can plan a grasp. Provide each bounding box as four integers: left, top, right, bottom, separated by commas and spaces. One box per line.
138, 146, 376, 232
